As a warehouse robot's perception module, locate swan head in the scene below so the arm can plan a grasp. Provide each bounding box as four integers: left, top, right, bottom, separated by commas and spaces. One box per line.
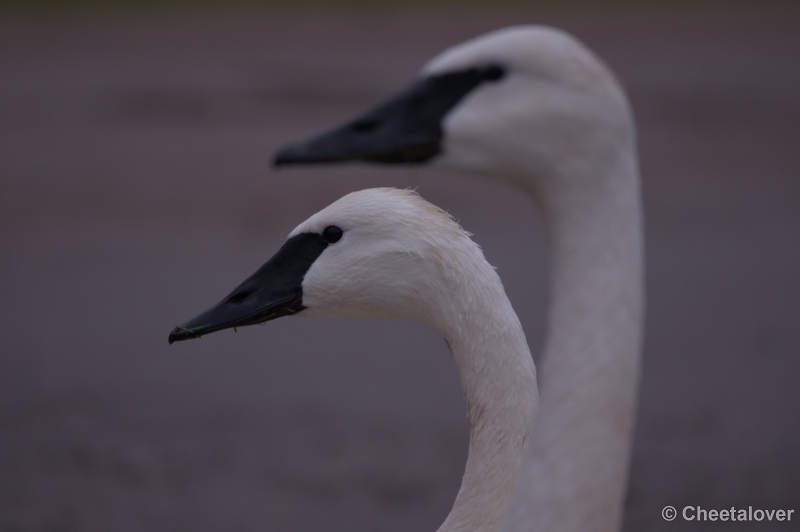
168, 188, 481, 343
274, 26, 634, 181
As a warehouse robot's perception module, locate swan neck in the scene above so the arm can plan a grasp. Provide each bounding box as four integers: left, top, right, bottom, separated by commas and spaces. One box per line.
506, 150, 644, 532
432, 258, 538, 532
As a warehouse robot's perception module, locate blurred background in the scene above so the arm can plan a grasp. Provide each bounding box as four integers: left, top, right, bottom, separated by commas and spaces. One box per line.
1, 1, 798, 531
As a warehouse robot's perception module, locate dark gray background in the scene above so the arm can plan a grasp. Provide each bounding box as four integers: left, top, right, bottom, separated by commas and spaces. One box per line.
1, 3, 798, 531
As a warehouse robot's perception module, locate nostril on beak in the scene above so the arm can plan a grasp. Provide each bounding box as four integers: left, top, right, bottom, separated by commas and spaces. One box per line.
351, 118, 380, 133
227, 289, 253, 304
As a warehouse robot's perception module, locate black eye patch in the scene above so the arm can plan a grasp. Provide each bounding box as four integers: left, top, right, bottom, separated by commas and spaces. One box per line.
322, 225, 343, 243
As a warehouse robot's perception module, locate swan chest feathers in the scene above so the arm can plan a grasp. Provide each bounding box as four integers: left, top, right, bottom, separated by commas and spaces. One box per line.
170, 188, 538, 532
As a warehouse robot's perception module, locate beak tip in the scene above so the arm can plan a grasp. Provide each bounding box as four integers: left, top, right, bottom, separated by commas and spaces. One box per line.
168, 326, 200, 344
272, 151, 289, 167
273, 144, 308, 167
273, 139, 352, 167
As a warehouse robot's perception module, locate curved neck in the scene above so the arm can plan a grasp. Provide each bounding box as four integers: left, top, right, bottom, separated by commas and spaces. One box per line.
431, 253, 538, 532
505, 144, 644, 532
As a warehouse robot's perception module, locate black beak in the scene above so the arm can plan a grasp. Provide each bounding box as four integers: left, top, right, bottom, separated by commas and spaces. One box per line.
168, 232, 329, 344
274, 65, 504, 166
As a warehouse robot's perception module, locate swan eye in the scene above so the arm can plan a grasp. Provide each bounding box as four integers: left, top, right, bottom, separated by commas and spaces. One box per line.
483, 65, 505, 82
322, 225, 343, 243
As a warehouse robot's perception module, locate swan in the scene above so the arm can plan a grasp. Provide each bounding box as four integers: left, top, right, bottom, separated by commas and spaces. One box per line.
169, 188, 539, 532
273, 26, 644, 532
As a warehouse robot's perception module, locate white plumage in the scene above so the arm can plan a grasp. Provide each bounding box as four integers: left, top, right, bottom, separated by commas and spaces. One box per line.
421, 26, 644, 532
294, 188, 540, 532
276, 25, 644, 532
171, 187, 541, 531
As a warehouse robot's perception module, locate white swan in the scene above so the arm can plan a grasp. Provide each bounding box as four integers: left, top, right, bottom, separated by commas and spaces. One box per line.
274, 26, 644, 532
169, 188, 539, 532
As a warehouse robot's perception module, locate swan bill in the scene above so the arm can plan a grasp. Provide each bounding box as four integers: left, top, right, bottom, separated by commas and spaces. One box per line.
273, 65, 504, 166
168, 232, 329, 344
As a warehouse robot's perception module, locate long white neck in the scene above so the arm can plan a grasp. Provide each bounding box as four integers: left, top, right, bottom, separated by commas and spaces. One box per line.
429, 247, 539, 532
503, 127, 644, 532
